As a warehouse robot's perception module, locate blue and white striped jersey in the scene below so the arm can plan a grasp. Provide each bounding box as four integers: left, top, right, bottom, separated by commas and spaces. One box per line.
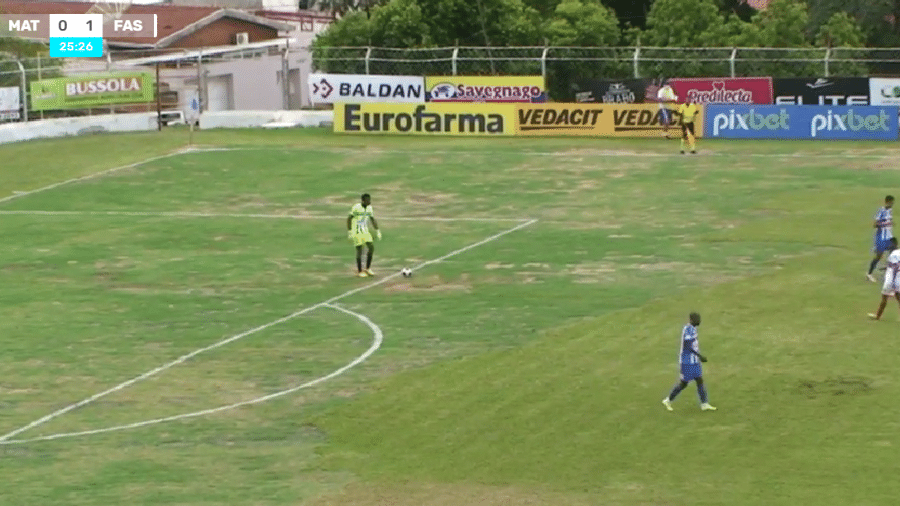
679, 324, 700, 365
875, 207, 893, 241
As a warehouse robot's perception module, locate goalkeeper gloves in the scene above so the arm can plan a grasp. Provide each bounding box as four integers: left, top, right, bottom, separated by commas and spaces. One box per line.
347, 230, 354, 240
376, 230, 382, 240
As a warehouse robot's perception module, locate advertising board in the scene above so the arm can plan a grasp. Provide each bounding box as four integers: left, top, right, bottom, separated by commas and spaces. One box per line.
308, 74, 425, 104
334, 103, 515, 135
669, 77, 773, 105
704, 105, 899, 140
424, 76, 547, 103
773, 78, 869, 105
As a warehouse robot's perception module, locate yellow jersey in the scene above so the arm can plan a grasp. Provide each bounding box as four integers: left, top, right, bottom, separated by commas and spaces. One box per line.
349, 203, 374, 234
678, 103, 700, 124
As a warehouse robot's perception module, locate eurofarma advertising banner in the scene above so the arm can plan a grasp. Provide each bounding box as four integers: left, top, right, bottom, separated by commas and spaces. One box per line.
704, 105, 899, 140
670, 77, 773, 105
773, 78, 870, 105
515, 103, 704, 137
307, 74, 425, 104
424, 76, 547, 103
30, 73, 155, 110
333, 103, 515, 135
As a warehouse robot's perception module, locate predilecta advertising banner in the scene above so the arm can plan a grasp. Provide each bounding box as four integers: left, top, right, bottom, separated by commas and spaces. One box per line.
704, 105, 899, 140
30, 72, 155, 110
515, 103, 704, 137
334, 103, 516, 135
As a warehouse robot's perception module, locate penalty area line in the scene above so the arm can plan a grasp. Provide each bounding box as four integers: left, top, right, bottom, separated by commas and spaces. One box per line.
0, 218, 538, 444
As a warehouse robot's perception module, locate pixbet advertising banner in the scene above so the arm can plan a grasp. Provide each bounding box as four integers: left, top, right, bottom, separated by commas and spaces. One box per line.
869, 78, 900, 106
773, 77, 869, 105
704, 105, 899, 140
334, 103, 515, 135
424, 76, 547, 103
0, 86, 20, 120
30, 73, 155, 111
307, 74, 425, 104
669, 77, 773, 105
515, 103, 704, 137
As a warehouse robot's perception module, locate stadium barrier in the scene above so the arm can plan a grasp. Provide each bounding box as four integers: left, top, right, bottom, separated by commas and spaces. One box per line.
0, 112, 158, 144
703, 105, 899, 140
309, 74, 547, 105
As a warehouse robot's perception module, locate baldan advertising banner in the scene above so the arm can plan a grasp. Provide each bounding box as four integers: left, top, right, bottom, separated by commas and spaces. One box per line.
30, 72, 155, 111
334, 102, 516, 135
515, 103, 704, 137
424, 76, 547, 103
307, 73, 425, 104
669, 77, 773, 105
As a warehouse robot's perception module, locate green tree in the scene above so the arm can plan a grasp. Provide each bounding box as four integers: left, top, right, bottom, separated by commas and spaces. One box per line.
815, 11, 867, 76
739, 0, 820, 76
641, 0, 734, 77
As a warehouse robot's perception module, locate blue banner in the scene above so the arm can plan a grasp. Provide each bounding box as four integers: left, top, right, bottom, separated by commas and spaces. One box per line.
704, 105, 899, 140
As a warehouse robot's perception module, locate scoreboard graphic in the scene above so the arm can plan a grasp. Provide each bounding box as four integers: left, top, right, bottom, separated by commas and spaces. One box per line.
3, 13, 158, 57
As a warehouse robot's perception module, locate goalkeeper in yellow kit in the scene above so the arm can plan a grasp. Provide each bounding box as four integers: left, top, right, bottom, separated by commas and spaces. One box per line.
677, 98, 700, 154
347, 193, 381, 277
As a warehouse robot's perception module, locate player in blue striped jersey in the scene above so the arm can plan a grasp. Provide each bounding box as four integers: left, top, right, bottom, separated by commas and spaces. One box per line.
662, 312, 717, 412
867, 195, 894, 282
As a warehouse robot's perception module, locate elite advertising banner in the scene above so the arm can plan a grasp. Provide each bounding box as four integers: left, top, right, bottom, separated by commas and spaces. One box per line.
30, 73, 155, 111
572, 79, 652, 104
773, 78, 870, 105
669, 77, 773, 105
704, 105, 899, 140
0, 86, 20, 120
424, 76, 547, 103
515, 103, 704, 137
307, 74, 425, 104
334, 103, 515, 135
869, 78, 900, 106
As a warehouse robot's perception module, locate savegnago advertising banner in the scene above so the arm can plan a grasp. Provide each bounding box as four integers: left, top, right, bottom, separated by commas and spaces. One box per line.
669, 77, 773, 105
308, 74, 424, 104
334, 103, 515, 135
30, 73, 155, 110
704, 105, 899, 140
425, 76, 547, 103
515, 103, 704, 137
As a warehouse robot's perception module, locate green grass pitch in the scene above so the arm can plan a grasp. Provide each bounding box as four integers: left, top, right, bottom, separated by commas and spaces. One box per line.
0, 129, 898, 505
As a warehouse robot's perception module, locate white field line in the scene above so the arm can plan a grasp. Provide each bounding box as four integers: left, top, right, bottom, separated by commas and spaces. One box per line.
0, 209, 525, 223
177, 145, 898, 160
0, 304, 382, 445
0, 218, 538, 443
0, 149, 191, 205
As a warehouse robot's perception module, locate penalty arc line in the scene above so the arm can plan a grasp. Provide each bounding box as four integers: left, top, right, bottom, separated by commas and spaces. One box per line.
0, 304, 382, 445
0, 218, 538, 443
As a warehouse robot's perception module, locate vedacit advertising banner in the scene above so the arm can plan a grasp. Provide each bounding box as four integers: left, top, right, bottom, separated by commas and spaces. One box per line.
424, 76, 547, 103
515, 103, 704, 137
670, 77, 773, 105
773, 78, 869, 105
704, 105, 899, 140
869, 78, 900, 106
308, 74, 425, 104
30, 73, 155, 110
334, 103, 515, 135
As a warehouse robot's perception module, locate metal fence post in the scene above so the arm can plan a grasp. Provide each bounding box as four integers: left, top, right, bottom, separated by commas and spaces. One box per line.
633, 46, 641, 79
824, 47, 831, 77
14, 58, 27, 122
452, 46, 459, 76
730, 48, 737, 78
365, 46, 372, 75
540, 46, 549, 91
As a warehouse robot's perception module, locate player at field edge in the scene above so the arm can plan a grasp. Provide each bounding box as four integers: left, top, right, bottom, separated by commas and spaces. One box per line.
869, 237, 900, 320
677, 98, 700, 155
662, 312, 717, 412
867, 195, 894, 282
657, 80, 678, 139
347, 193, 381, 277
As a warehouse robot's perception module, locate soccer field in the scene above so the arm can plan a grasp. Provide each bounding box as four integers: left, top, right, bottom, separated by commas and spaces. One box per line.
0, 129, 898, 506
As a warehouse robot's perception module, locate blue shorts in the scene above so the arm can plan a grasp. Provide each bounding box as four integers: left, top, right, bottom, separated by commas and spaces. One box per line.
660, 107, 672, 125
680, 363, 702, 382
874, 237, 893, 253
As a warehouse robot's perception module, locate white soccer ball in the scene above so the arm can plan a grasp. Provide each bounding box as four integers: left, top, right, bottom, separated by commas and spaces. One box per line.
401, 268, 413, 278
